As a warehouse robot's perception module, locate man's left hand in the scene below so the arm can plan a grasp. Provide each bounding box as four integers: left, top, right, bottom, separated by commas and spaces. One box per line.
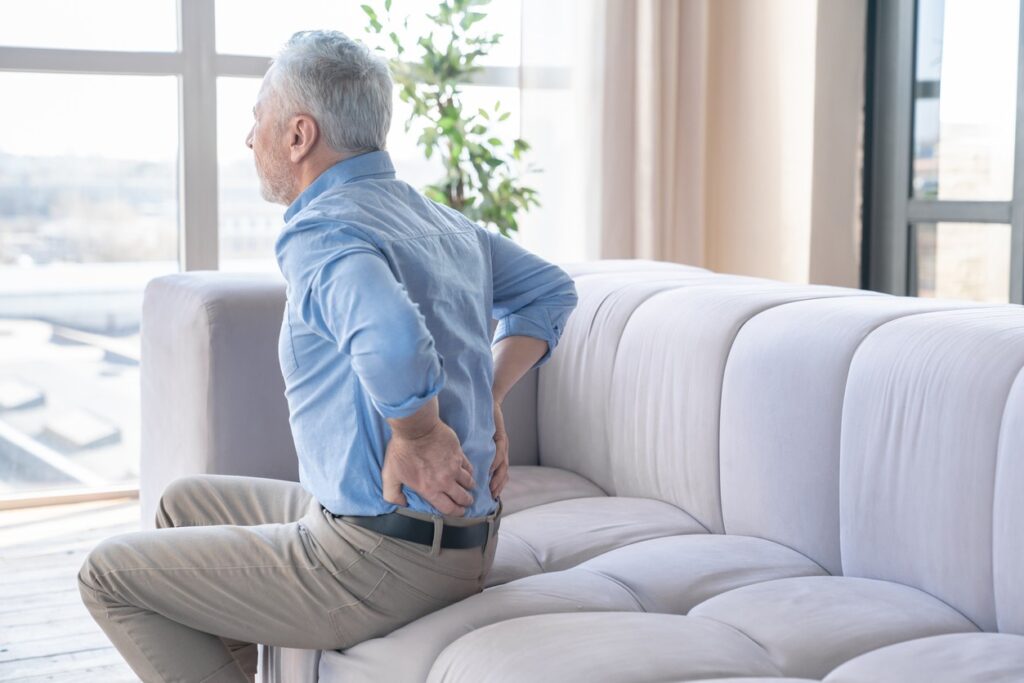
489, 399, 509, 499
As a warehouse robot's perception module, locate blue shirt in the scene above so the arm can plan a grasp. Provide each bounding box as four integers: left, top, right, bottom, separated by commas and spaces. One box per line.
274, 150, 578, 518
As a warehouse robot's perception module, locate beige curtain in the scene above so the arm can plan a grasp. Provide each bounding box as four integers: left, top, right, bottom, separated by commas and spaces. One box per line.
519, 0, 865, 286
584, 0, 708, 265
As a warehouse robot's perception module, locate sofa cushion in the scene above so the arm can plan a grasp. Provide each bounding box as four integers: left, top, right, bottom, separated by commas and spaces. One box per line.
994, 362, 1024, 635
688, 576, 979, 679
487, 496, 706, 587
576, 533, 826, 613
603, 282, 883, 535
840, 308, 1024, 631
498, 465, 606, 516
319, 569, 641, 682
719, 295, 980, 575
426, 613, 783, 683
537, 269, 739, 499
320, 533, 825, 682
822, 632, 1024, 683
689, 680, 818, 683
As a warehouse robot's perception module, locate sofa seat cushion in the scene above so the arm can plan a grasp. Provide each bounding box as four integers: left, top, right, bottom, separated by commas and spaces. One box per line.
822, 632, 1024, 683
319, 534, 826, 683
689, 680, 818, 683
499, 466, 606, 516
577, 533, 827, 613
688, 576, 979, 679
487, 496, 707, 587
426, 612, 783, 683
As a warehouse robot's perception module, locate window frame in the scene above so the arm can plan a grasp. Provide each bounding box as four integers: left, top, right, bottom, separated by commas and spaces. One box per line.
0, 0, 533, 508
0, 0, 529, 272
864, 0, 1024, 303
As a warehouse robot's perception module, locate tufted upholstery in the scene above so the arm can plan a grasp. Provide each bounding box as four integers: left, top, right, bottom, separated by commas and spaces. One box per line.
140, 260, 1024, 682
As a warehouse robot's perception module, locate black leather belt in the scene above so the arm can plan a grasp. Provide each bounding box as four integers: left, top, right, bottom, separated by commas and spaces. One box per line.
339, 511, 490, 549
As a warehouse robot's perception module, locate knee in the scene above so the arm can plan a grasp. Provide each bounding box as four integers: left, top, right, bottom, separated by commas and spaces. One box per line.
77, 536, 124, 610
154, 474, 207, 528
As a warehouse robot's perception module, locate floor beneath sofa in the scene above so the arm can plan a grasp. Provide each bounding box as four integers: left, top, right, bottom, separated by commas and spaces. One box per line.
0, 497, 140, 682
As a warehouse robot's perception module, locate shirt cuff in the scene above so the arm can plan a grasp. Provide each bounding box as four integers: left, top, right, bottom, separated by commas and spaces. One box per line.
491, 312, 557, 368
370, 362, 446, 419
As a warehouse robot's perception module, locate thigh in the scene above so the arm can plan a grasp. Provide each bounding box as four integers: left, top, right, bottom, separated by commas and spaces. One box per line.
155, 473, 313, 528
82, 511, 382, 652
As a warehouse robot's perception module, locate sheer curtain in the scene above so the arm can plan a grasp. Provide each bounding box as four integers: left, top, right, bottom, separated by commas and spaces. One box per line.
518, 0, 707, 266
518, 0, 865, 287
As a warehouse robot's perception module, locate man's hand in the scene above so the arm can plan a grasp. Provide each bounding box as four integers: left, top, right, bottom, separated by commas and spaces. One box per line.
489, 399, 510, 499
381, 417, 476, 516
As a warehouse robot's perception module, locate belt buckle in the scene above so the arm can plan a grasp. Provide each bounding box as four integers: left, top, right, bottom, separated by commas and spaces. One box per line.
429, 514, 444, 556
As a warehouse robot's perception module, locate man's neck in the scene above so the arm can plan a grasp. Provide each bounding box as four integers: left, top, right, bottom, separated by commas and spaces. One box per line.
292, 148, 365, 203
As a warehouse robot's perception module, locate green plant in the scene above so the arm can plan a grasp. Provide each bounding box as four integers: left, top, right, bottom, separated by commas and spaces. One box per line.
362, 0, 539, 237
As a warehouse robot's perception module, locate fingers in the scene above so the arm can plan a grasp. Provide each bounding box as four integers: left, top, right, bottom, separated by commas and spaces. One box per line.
445, 479, 474, 508
433, 492, 466, 517
382, 465, 408, 507
490, 460, 508, 498
461, 455, 474, 478
455, 465, 475, 491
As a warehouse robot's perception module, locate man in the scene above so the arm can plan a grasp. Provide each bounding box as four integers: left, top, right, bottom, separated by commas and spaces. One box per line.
77, 29, 577, 682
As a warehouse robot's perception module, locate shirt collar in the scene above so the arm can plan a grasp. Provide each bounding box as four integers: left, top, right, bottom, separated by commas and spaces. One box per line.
283, 150, 396, 221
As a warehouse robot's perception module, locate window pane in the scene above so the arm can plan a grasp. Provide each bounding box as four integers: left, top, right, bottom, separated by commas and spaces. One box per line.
217, 77, 288, 273
914, 222, 1011, 302
0, 0, 177, 51
217, 77, 517, 269
911, 0, 1019, 200
215, 0, 520, 66
0, 73, 179, 498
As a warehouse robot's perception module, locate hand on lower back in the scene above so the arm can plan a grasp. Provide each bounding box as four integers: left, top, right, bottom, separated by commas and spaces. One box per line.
490, 400, 510, 499
381, 420, 475, 516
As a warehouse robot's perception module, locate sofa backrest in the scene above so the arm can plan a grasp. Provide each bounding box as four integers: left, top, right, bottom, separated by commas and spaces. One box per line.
538, 262, 881, 534
719, 295, 980, 574
839, 307, 1024, 633
538, 264, 1024, 635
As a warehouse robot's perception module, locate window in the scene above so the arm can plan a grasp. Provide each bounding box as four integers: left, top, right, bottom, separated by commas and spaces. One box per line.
865, 0, 1024, 303
214, 1, 523, 272
0, 0, 526, 505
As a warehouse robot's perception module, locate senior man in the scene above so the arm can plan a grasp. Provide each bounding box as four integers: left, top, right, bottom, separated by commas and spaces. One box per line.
78, 29, 577, 682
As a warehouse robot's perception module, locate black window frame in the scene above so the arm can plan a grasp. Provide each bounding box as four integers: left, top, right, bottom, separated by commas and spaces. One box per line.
863, 0, 1024, 303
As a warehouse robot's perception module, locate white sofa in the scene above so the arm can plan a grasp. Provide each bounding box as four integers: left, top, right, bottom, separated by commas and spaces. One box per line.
140, 259, 1024, 683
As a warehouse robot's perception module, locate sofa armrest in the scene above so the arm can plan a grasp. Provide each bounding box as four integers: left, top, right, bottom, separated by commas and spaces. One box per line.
139, 271, 298, 529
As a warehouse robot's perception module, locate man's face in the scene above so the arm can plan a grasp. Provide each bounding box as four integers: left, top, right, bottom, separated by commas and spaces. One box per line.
246, 69, 296, 205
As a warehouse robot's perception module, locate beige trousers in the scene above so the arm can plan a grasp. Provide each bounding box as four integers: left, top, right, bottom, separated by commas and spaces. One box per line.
77, 474, 501, 683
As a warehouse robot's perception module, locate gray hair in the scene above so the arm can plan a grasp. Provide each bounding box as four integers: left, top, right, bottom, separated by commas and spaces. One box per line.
270, 30, 393, 153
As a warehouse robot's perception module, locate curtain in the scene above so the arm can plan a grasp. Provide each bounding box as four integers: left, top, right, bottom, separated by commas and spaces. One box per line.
519, 0, 865, 287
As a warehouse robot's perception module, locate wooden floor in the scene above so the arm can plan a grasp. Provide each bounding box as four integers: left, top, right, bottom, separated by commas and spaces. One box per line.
0, 497, 141, 682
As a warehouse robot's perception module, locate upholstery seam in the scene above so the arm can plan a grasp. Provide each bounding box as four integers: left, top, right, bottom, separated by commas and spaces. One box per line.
684, 612, 776, 662
836, 303, 1002, 570
834, 303, 1007, 617
604, 278, 715, 498
576, 567, 646, 612
717, 292, 879, 537
498, 530, 544, 573
990, 351, 1024, 631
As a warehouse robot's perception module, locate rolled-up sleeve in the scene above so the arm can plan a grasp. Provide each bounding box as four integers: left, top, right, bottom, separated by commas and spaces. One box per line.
487, 230, 579, 370
277, 222, 445, 419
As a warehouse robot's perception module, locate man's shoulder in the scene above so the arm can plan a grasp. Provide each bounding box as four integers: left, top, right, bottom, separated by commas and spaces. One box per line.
274, 202, 382, 277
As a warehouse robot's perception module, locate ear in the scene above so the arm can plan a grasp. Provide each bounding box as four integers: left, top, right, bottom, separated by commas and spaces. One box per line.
288, 113, 320, 163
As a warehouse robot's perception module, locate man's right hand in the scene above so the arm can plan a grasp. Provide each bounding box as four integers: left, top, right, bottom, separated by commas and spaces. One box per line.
381, 419, 475, 516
